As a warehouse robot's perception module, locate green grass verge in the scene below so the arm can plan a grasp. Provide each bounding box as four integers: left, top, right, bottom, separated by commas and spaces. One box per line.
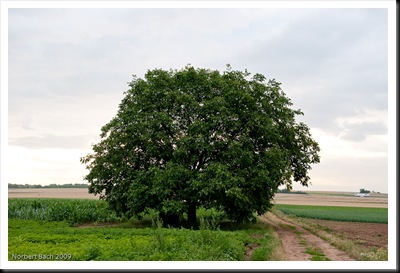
274, 204, 387, 223
8, 219, 277, 261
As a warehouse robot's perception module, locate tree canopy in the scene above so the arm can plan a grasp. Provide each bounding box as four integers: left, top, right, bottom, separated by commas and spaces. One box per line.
81, 65, 320, 226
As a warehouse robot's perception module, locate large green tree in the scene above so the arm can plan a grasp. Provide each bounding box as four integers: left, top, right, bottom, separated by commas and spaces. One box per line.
81, 65, 320, 226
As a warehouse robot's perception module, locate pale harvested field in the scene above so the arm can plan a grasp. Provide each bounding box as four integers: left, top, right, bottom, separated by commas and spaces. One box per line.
8, 188, 388, 208
8, 188, 99, 199
273, 192, 388, 208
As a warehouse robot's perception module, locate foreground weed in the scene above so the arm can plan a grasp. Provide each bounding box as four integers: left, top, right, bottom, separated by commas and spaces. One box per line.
249, 232, 274, 261
85, 245, 102, 261
305, 246, 331, 261
198, 217, 219, 246
360, 247, 388, 261
153, 217, 165, 251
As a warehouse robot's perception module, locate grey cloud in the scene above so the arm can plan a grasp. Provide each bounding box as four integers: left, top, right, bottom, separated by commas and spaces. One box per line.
237, 9, 387, 78
228, 9, 388, 134
288, 85, 388, 133
8, 8, 245, 101
339, 121, 388, 142
8, 8, 388, 135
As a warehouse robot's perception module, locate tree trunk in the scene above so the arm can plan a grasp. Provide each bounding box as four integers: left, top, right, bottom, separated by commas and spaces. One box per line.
188, 202, 197, 228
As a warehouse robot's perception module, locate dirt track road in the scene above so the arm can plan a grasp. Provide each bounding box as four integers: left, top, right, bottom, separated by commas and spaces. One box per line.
261, 212, 354, 261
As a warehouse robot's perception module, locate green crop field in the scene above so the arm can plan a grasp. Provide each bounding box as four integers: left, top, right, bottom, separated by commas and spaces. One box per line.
8, 198, 120, 224
8, 199, 279, 261
274, 204, 388, 224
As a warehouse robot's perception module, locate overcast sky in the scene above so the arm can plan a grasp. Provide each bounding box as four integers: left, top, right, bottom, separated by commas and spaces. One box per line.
4, 4, 391, 193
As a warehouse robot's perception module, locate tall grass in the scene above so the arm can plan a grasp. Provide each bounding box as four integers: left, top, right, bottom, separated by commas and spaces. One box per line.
8, 198, 120, 224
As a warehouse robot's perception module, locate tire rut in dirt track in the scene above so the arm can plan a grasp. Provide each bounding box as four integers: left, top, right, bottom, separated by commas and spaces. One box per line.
261, 212, 354, 261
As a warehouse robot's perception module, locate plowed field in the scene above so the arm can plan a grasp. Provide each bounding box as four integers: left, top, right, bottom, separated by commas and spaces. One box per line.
8, 188, 99, 199
8, 189, 388, 209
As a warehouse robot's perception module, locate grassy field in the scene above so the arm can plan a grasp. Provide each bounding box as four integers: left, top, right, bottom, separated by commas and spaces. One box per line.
274, 204, 388, 224
8, 198, 281, 261
9, 219, 279, 261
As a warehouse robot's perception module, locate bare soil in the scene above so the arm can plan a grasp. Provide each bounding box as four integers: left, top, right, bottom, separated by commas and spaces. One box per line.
9, 189, 388, 208
303, 219, 388, 249
8, 188, 99, 199
273, 193, 388, 208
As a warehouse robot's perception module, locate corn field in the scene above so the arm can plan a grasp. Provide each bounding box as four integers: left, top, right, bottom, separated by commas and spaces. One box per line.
8, 198, 120, 224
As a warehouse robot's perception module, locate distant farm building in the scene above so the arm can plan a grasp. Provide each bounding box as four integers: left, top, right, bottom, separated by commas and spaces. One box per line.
354, 193, 370, 197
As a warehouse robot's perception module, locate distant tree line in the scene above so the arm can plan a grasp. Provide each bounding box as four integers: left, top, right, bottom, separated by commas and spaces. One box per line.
8, 183, 89, 189
359, 188, 371, 194
277, 188, 307, 194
